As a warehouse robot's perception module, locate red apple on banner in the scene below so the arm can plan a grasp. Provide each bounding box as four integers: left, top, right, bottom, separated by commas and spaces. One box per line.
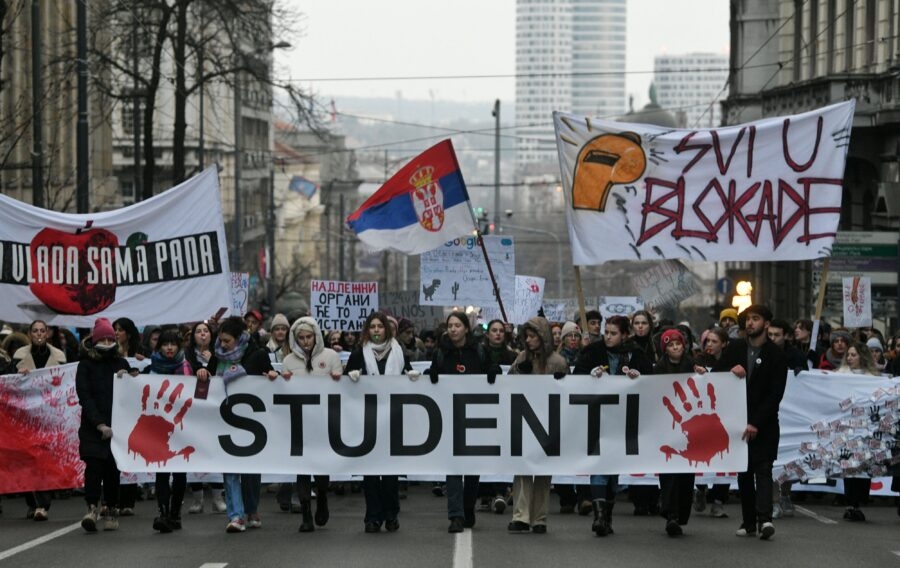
29, 223, 120, 315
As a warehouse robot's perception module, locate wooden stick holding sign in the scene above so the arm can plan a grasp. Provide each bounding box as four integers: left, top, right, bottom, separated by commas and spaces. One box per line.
465, 207, 508, 323
807, 257, 831, 356
814, 257, 830, 322
574, 266, 589, 338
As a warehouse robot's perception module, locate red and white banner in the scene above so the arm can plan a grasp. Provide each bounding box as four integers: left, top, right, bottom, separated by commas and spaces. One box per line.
110, 372, 748, 475
842, 276, 872, 328
0, 167, 232, 326
0, 366, 83, 494
554, 101, 855, 265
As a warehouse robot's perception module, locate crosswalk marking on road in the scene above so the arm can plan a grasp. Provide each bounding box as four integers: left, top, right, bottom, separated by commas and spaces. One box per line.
794, 505, 839, 525
452, 529, 473, 568
0, 522, 81, 562
198, 564, 228, 568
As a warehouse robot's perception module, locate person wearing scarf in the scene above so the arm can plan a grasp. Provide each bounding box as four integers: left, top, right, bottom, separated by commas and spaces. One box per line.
345, 312, 416, 534
14, 319, 67, 522
818, 329, 851, 370
141, 329, 192, 533
653, 328, 698, 537
573, 315, 652, 536
556, 321, 582, 367
484, 319, 518, 366
282, 316, 343, 533
507, 316, 569, 535
211, 317, 276, 533
184, 320, 225, 515
75, 317, 132, 533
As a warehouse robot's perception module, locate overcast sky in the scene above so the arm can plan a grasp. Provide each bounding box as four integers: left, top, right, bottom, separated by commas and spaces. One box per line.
278, 0, 730, 107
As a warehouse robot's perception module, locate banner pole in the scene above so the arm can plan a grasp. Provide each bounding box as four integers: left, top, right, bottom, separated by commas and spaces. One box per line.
814, 257, 830, 321
477, 233, 509, 323
574, 266, 589, 335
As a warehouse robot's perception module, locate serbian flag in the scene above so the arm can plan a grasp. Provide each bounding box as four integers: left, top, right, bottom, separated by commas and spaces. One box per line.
346, 140, 476, 254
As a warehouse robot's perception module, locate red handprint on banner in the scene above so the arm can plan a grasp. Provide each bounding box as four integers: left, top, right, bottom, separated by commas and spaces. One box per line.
127, 379, 195, 466
659, 377, 729, 466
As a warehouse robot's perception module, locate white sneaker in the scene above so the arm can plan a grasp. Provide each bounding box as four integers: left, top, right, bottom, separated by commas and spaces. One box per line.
759, 521, 775, 540
772, 503, 782, 519
226, 517, 246, 533
213, 492, 227, 513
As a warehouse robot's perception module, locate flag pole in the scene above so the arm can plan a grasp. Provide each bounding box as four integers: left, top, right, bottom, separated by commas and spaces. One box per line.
573, 265, 589, 335
466, 206, 509, 323
449, 135, 509, 324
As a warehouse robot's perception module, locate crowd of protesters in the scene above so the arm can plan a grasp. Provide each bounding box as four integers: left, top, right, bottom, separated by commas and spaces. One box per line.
1, 303, 899, 540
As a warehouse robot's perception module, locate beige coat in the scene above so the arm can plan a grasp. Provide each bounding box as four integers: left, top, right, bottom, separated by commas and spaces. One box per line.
14, 344, 67, 371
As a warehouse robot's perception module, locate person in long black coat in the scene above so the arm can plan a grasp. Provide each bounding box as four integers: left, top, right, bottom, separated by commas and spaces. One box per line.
713, 304, 788, 540
75, 318, 132, 533
429, 311, 497, 533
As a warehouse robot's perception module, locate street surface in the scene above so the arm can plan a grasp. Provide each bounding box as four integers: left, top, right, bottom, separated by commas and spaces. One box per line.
1, 485, 899, 567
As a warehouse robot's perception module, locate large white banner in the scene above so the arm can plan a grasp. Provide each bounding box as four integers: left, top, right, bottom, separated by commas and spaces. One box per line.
554, 101, 855, 265
420, 235, 514, 306
111, 372, 747, 475
0, 167, 232, 326
11, 366, 900, 490
775, 371, 899, 483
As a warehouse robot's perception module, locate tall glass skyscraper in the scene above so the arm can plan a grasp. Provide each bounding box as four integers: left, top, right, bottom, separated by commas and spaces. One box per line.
515, 0, 626, 172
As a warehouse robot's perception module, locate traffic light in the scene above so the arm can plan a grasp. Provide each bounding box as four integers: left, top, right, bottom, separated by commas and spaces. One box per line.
732, 280, 753, 313
474, 206, 490, 234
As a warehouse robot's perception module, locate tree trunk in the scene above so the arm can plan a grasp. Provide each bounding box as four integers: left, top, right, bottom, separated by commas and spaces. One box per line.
171, 0, 189, 184
141, 3, 173, 200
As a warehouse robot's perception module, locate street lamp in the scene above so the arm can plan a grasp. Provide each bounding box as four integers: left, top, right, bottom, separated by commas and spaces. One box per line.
499, 221, 565, 297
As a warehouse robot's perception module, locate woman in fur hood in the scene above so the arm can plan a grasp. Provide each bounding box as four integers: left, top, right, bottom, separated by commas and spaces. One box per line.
281, 316, 342, 533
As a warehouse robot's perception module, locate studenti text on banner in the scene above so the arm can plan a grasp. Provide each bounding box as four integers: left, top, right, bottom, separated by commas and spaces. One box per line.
110, 372, 747, 475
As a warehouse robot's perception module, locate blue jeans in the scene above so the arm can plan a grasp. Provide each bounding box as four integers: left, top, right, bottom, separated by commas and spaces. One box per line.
446, 475, 479, 519
589, 475, 618, 500
363, 476, 399, 524
223, 473, 261, 519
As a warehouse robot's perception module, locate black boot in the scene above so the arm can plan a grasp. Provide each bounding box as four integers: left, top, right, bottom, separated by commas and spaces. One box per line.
604, 500, 615, 535
315, 493, 329, 527
298, 500, 314, 532
153, 504, 173, 534
169, 501, 182, 530
592, 499, 610, 537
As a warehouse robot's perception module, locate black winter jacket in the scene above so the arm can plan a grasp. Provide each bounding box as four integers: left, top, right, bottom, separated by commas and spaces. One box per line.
75, 344, 131, 460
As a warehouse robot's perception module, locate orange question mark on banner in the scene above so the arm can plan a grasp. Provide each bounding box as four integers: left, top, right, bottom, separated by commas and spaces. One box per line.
572, 132, 646, 211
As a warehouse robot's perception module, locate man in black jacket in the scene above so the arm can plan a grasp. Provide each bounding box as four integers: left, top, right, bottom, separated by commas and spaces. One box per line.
714, 304, 787, 541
